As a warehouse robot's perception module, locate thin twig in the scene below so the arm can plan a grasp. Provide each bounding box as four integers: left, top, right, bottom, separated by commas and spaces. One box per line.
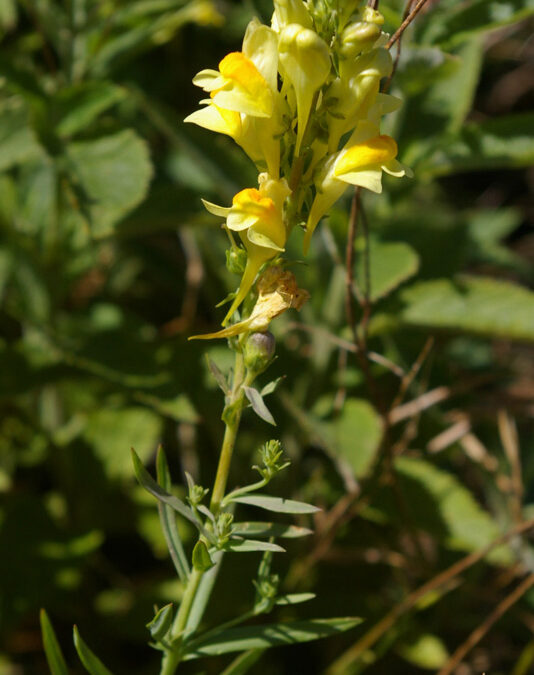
437, 574, 534, 675
326, 517, 534, 675
498, 409, 523, 523
391, 336, 434, 409
386, 0, 431, 49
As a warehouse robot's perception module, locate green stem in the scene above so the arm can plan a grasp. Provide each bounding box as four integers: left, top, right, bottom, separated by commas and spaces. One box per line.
160, 349, 254, 675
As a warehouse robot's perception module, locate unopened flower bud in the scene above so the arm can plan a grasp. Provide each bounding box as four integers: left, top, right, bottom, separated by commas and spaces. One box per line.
341, 21, 382, 57
226, 246, 247, 275
244, 331, 276, 373
216, 512, 235, 546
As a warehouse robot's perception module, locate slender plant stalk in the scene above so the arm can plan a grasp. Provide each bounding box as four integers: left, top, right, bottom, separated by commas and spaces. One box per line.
160, 348, 252, 675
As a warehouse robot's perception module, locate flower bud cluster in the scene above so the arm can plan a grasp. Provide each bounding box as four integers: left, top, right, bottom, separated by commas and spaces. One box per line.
254, 440, 290, 481
187, 0, 410, 333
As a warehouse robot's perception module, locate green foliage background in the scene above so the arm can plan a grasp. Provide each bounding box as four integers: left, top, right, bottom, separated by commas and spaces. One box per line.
0, 0, 533, 673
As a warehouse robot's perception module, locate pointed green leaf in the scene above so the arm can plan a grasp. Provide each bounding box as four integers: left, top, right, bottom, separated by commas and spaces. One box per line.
156, 447, 190, 582
184, 617, 362, 659
232, 522, 313, 539
146, 603, 174, 642
40, 610, 68, 675
231, 494, 320, 514
73, 626, 114, 675
276, 593, 316, 606
192, 541, 214, 572
225, 539, 285, 553
131, 449, 208, 537
205, 355, 230, 395
243, 387, 276, 426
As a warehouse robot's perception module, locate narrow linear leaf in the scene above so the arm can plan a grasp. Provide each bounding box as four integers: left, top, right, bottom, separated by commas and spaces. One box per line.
156, 447, 190, 581
276, 593, 316, 606
232, 522, 313, 539
206, 355, 230, 394
184, 617, 362, 659
186, 551, 224, 634
220, 649, 265, 675
231, 494, 320, 515
131, 449, 208, 537
225, 539, 286, 553
73, 626, 114, 675
40, 610, 68, 675
260, 377, 285, 397
244, 387, 276, 426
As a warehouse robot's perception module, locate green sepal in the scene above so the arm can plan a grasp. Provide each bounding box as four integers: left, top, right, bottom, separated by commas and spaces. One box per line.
192, 541, 214, 572
146, 604, 174, 642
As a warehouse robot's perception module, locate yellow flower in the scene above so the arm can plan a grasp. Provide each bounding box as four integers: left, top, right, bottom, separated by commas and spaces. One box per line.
185, 19, 282, 177
189, 267, 309, 340
271, 0, 312, 31
325, 48, 393, 153
278, 24, 331, 156
303, 122, 411, 253
203, 174, 291, 324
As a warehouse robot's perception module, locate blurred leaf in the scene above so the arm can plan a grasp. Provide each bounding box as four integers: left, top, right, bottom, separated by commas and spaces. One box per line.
330, 399, 383, 478
231, 494, 320, 514
419, 0, 534, 48
193, 540, 214, 572
66, 130, 153, 236
355, 239, 420, 302
232, 522, 312, 539
399, 276, 534, 342
146, 603, 174, 641
83, 407, 161, 478
394, 457, 510, 561
244, 386, 276, 426
421, 113, 534, 176
54, 82, 126, 138
220, 649, 265, 675
185, 617, 362, 659
396, 47, 460, 96
0, 0, 17, 30
0, 100, 43, 171
398, 633, 449, 669
40, 609, 68, 675
73, 625, 114, 675
225, 539, 285, 553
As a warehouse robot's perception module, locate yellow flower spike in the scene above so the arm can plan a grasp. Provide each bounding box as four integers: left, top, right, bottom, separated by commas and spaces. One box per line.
272, 0, 313, 31
212, 52, 273, 118
334, 135, 398, 176
278, 24, 331, 156
190, 267, 309, 340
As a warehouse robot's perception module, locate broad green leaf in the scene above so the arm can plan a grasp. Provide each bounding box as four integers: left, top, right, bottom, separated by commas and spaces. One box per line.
54, 82, 126, 138
146, 603, 174, 642
192, 541, 214, 572
40, 609, 68, 675
399, 276, 534, 342
331, 399, 383, 478
184, 617, 362, 659
131, 449, 207, 535
393, 457, 510, 562
231, 494, 320, 514
244, 386, 276, 426
66, 130, 153, 236
421, 113, 534, 176
225, 539, 285, 553
232, 522, 312, 539
354, 239, 419, 302
220, 649, 265, 675
276, 593, 316, 606
0, 101, 43, 172
419, 0, 534, 49
83, 407, 161, 478
156, 447, 190, 582
398, 633, 449, 670
73, 626, 114, 675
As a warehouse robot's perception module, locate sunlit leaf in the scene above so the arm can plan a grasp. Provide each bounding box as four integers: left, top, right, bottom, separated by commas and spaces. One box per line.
231, 494, 320, 514
73, 626, 114, 675
40, 610, 68, 675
